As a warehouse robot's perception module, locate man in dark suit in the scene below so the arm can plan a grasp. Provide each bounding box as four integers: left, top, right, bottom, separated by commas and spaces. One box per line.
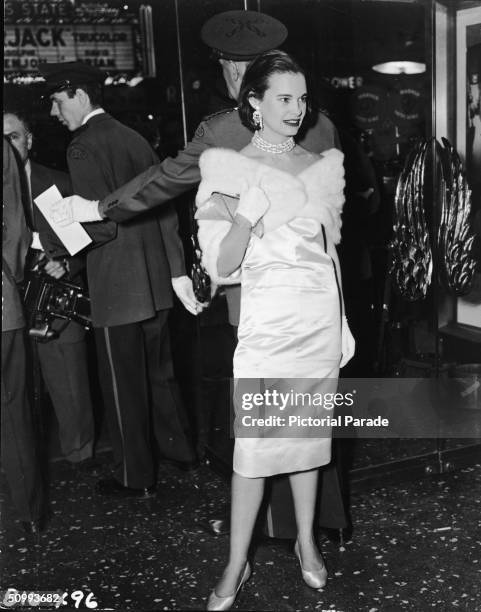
4, 110, 96, 466
2, 137, 45, 533
38, 62, 198, 498
48, 12, 349, 539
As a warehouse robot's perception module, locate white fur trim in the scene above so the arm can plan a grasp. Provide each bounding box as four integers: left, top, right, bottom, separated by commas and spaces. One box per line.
197, 147, 346, 245
297, 148, 345, 244
197, 148, 307, 213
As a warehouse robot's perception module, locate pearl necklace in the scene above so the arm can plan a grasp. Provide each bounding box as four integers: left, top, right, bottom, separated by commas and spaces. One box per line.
252, 131, 295, 154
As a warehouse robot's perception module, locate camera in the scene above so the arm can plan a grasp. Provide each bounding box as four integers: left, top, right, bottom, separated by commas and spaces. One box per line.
22, 271, 91, 341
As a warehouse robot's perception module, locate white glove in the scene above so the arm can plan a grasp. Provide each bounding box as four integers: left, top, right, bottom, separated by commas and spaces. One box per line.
340, 315, 355, 368
172, 275, 200, 316
31, 232, 43, 250
50, 195, 102, 226
235, 186, 270, 227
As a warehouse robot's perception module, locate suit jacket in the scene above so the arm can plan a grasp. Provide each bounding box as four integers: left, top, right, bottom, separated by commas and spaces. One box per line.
40, 113, 186, 327
99, 109, 340, 221
29, 161, 88, 280
2, 139, 31, 332
26, 161, 88, 343
30, 161, 72, 203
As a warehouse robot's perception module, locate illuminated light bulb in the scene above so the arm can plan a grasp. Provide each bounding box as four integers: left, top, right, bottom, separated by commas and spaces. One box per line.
128, 75, 143, 87
372, 61, 426, 75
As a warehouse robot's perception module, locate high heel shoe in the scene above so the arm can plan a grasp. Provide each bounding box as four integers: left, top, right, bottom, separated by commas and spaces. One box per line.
206, 561, 251, 611
294, 540, 327, 590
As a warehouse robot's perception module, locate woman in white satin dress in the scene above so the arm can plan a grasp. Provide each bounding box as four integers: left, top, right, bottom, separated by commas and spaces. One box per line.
196, 50, 355, 611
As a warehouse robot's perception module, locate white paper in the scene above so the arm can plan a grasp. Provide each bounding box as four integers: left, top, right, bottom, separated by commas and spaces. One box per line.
34, 185, 92, 256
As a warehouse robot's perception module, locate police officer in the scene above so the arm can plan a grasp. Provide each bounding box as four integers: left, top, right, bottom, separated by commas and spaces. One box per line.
50, 10, 348, 538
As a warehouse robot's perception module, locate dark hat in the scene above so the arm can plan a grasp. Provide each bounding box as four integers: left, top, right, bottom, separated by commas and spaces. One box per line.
201, 10, 287, 61
40, 61, 105, 95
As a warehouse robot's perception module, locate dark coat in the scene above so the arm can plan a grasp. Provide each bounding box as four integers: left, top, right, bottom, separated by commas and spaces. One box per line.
40, 113, 186, 327
30, 161, 72, 202
29, 161, 87, 343
2, 139, 31, 332
30, 161, 87, 279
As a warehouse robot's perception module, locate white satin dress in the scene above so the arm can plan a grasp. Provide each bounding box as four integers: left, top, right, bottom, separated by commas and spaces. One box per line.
195, 149, 345, 479
233, 215, 342, 478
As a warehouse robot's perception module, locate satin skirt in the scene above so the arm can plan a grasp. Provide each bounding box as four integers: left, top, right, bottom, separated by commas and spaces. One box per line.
233, 265, 341, 478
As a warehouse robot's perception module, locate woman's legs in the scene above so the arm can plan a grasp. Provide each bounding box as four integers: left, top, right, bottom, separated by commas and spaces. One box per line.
214, 472, 265, 596
288, 468, 324, 570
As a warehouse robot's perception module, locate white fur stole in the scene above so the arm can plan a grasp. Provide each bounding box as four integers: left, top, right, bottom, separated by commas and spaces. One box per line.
196, 147, 345, 285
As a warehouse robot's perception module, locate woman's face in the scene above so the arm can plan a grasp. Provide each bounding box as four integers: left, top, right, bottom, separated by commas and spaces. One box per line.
253, 71, 307, 142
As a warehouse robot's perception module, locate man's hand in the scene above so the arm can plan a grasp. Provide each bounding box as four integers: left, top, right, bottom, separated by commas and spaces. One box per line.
32, 251, 67, 279
31, 232, 43, 250
44, 259, 67, 280
340, 316, 356, 368
171, 275, 202, 316
50, 195, 102, 226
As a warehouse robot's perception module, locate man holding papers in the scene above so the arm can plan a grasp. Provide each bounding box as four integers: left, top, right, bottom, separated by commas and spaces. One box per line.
38, 62, 198, 497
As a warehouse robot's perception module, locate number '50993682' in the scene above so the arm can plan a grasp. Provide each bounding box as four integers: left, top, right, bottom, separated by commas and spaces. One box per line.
0, 589, 98, 609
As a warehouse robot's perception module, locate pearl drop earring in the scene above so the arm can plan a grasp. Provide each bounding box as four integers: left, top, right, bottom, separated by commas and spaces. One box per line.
252, 108, 263, 131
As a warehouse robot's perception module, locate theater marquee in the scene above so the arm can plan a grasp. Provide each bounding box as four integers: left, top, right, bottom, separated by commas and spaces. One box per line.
4, 24, 137, 73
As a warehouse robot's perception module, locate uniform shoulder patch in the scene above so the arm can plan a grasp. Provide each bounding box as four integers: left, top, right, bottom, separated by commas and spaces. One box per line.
203, 107, 237, 123
68, 146, 87, 160
194, 107, 239, 139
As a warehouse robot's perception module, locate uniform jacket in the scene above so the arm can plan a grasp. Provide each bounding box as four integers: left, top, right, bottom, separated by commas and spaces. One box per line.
40, 113, 186, 327
2, 140, 31, 332
99, 109, 340, 221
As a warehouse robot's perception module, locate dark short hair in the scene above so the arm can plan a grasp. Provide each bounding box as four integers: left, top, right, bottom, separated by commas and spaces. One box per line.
62, 81, 103, 107
238, 49, 307, 131
3, 108, 32, 133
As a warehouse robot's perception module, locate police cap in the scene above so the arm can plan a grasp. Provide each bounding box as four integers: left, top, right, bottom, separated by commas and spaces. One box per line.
40, 61, 105, 95
201, 10, 287, 61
